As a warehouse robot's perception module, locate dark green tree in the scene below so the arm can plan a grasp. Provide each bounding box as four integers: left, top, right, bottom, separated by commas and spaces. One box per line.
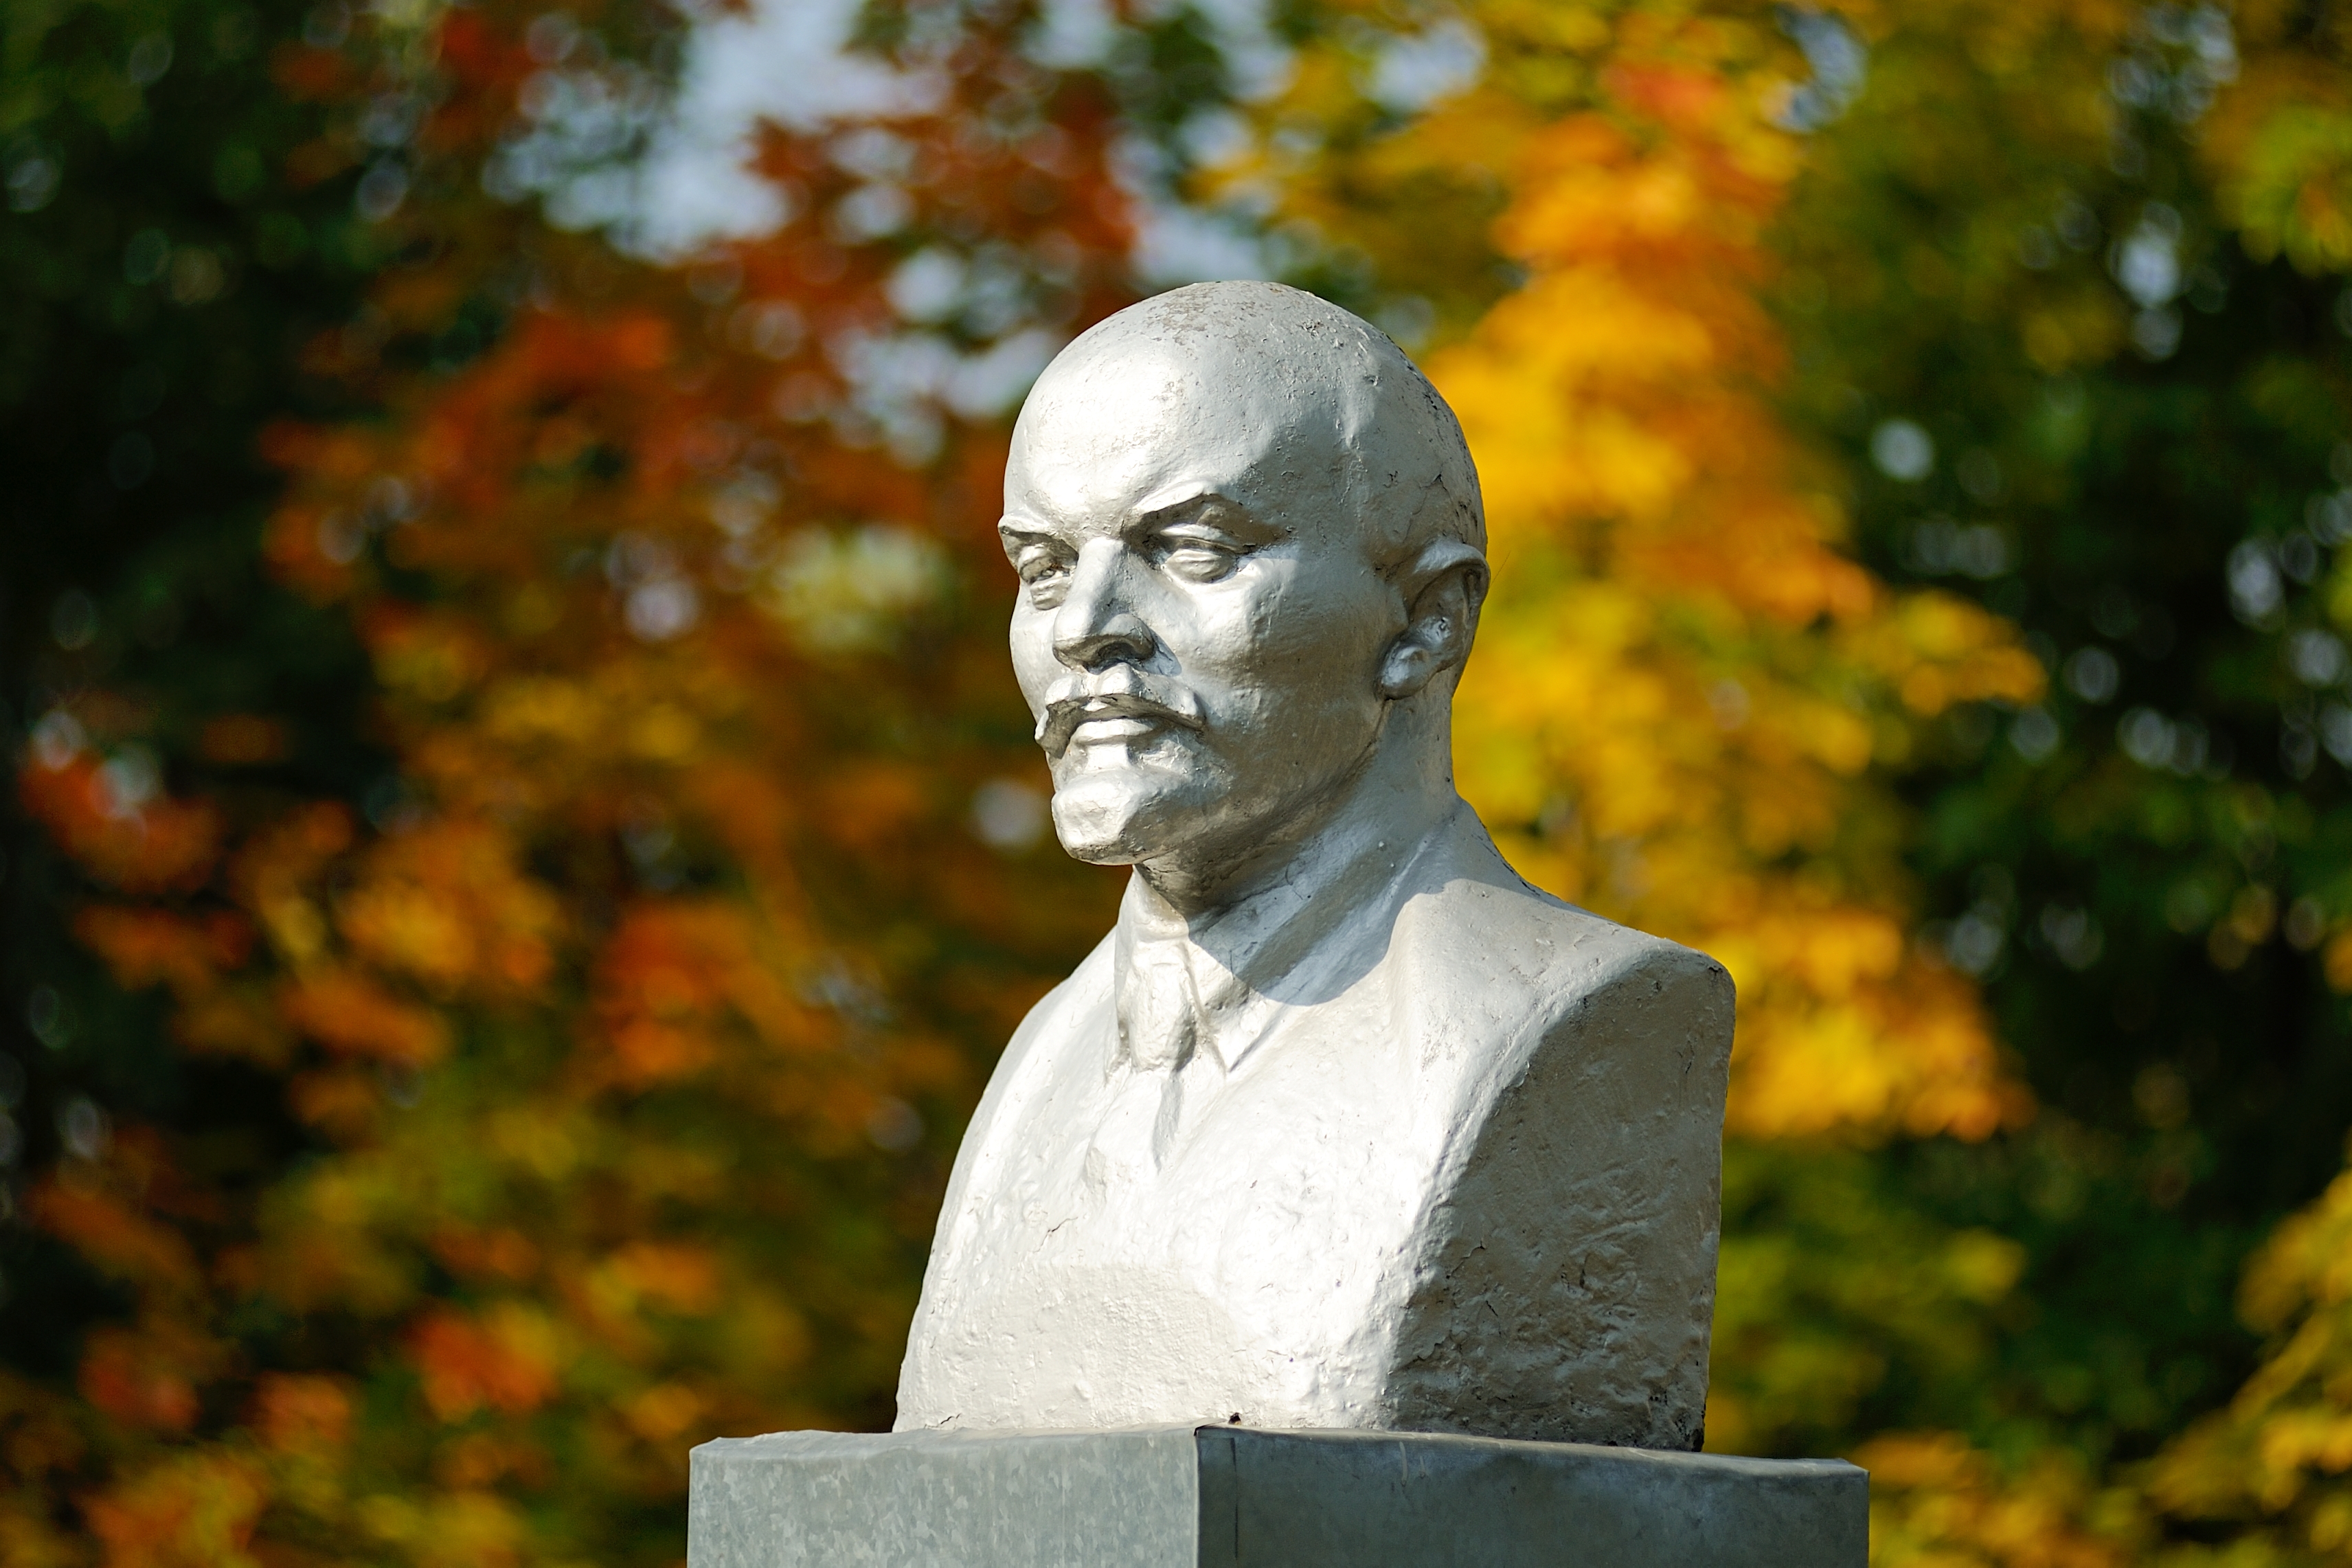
1, 0, 381, 1374
1774, 0, 2352, 1474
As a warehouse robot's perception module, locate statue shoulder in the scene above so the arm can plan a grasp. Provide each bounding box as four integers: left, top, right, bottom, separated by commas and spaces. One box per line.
1010, 929, 1118, 1043
1392, 823, 1734, 1067
1378, 820, 1734, 1448
1384, 969, 1732, 1448
933, 930, 1116, 1202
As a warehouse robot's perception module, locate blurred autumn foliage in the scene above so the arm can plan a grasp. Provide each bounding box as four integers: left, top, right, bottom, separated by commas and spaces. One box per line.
5, 0, 1147, 1556
9, 0, 2352, 1563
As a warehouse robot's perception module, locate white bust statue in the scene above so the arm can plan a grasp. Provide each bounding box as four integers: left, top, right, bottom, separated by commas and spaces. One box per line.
894, 282, 1734, 1450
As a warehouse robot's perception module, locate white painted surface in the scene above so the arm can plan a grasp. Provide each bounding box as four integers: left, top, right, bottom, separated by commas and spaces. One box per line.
897, 284, 1733, 1447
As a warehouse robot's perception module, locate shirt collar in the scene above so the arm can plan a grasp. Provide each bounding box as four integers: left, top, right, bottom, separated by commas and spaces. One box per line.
1111, 800, 1465, 1076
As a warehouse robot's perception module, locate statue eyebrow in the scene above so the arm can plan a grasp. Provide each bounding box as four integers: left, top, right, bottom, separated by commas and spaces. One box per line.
997, 518, 1063, 549
1129, 486, 1285, 542
994, 495, 1286, 549
1132, 481, 1218, 516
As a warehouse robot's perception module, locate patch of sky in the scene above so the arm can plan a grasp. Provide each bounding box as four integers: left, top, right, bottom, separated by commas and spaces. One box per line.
596, 0, 1284, 280
1137, 0, 1294, 102
1777, 9, 1866, 132
627, 0, 932, 255
2113, 202, 2185, 360
1871, 418, 1934, 481
1367, 20, 1484, 113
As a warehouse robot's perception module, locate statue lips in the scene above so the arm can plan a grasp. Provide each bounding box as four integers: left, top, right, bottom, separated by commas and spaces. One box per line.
1035, 674, 1208, 759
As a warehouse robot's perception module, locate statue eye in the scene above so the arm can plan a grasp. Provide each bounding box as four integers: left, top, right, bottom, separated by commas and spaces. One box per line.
1015, 548, 1073, 606
1156, 530, 1242, 581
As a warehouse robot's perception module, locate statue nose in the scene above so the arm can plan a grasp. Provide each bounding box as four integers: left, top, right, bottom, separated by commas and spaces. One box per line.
1055, 614, 1156, 671
1052, 542, 1157, 671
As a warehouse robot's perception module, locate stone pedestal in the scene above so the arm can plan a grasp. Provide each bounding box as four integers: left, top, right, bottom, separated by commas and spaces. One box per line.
688, 1425, 1866, 1567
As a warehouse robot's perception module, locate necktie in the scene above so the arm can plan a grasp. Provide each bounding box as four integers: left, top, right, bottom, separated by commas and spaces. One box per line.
1115, 924, 1202, 1073
1098, 908, 1235, 1176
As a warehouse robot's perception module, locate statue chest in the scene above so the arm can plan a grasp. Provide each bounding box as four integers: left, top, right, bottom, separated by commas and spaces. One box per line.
901, 966, 1467, 1428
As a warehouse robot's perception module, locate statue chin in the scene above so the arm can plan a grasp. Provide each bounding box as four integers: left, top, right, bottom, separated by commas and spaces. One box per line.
1048, 764, 1285, 870
1048, 742, 1379, 879
1047, 777, 1198, 867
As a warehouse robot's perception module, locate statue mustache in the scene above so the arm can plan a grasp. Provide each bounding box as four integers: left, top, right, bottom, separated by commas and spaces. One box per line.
1034, 668, 1208, 755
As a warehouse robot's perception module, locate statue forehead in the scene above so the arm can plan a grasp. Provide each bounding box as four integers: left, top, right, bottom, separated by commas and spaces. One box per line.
1007, 300, 1363, 523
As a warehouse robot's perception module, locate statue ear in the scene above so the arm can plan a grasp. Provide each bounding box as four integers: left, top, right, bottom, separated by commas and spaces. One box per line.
1379, 538, 1489, 699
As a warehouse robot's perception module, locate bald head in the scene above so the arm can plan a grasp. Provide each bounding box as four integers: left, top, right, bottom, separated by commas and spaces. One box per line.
999, 282, 1491, 900
1010, 282, 1484, 572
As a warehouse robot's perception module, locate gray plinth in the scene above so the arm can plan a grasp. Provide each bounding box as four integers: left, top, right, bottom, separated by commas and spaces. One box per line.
689, 1426, 1866, 1567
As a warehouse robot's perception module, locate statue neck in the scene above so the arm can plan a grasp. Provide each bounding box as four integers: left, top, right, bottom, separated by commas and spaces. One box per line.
1131, 712, 1461, 924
